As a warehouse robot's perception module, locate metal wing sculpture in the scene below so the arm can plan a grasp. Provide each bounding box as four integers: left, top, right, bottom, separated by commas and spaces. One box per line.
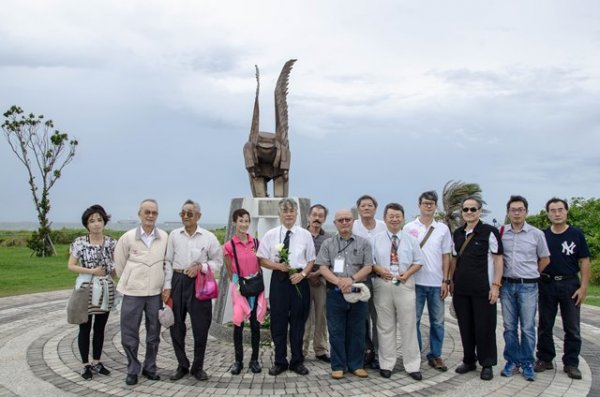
244, 59, 296, 197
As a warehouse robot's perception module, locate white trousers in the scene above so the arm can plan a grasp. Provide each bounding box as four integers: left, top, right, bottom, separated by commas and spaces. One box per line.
374, 277, 421, 373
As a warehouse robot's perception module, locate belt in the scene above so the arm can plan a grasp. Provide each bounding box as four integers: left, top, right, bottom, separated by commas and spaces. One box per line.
173, 268, 186, 273
502, 277, 539, 284
540, 273, 577, 281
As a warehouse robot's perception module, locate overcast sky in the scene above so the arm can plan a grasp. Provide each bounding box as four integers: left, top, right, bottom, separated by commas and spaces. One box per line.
1, 0, 599, 227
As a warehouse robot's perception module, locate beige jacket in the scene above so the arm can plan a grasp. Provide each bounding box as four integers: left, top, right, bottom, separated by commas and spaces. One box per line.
114, 226, 168, 297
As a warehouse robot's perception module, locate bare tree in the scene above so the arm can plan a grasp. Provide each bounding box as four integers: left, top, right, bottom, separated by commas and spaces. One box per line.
2, 105, 78, 256
438, 180, 486, 232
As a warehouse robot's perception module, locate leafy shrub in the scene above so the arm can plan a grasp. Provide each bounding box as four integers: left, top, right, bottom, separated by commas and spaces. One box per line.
591, 260, 600, 285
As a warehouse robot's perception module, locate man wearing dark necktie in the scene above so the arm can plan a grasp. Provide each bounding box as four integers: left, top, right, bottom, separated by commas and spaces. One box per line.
257, 199, 316, 376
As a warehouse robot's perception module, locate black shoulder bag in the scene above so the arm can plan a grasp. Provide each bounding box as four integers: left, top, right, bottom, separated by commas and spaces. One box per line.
231, 238, 265, 297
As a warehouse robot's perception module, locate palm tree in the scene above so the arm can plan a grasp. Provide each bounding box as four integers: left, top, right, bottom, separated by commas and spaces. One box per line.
438, 180, 485, 232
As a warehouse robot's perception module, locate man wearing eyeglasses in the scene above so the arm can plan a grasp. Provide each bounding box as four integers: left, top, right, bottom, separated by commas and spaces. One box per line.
257, 198, 316, 376
404, 191, 453, 372
163, 200, 223, 382
535, 197, 590, 380
450, 196, 503, 381
372, 203, 424, 381
499, 195, 550, 381
114, 199, 169, 385
316, 209, 373, 379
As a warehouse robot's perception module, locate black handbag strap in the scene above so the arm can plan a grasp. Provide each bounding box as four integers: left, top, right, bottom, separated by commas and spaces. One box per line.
231, 236, 261, 277
419, 226, 435, 249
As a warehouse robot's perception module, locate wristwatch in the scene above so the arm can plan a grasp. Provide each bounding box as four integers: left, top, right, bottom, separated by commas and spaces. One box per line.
301, 272, 307, 278
443, 279, 451, 285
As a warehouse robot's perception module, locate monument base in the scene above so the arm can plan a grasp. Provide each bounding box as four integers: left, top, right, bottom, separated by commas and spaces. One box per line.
213, 197, 311, 326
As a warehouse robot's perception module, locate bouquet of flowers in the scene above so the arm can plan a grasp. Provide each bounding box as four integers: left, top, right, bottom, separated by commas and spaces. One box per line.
275, 243, 301, 297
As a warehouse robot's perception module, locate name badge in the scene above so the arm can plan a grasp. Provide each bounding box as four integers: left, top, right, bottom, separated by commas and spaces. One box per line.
334, 255, 345, 273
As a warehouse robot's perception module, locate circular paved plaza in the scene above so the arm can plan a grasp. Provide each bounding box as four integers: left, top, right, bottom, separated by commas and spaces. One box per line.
0, 290, 597, 397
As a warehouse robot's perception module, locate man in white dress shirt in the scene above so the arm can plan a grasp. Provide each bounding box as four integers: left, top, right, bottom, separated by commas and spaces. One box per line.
372, 202, 424, 380
163, 200, 223, 382
257, 198, 316, 376
352, 194, 387, 369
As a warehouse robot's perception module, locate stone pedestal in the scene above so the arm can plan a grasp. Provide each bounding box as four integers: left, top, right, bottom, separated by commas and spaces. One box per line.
213, 197, 310, 325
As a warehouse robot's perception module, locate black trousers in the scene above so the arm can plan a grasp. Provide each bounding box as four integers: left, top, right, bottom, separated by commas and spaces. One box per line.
170, 272, 213, 373
269, 270, 310, 368
537, 278, 581, 367
233, 301, 260, 362
453, 294, 497, 367
78, 312, 109, 363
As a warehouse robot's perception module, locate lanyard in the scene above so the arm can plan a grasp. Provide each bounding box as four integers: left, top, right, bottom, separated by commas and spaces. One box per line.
337, 237, 354, 254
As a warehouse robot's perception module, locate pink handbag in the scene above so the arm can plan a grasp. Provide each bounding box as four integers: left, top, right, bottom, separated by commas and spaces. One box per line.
195, 266, 219, 300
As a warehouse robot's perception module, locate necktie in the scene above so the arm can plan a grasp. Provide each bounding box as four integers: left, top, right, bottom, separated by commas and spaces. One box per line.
283, 230, 291, 250
280, 230, 292, 270
390, 235, 399, 265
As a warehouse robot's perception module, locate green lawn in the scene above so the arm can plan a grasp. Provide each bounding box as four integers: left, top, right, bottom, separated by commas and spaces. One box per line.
0, 244, 74, 297
1, 241, 599, 305
586, 284, 600, 306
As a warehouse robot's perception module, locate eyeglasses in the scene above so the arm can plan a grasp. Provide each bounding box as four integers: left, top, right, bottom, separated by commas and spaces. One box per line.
462, 207, 479, 213
549, 208, 566, 214
509, 208, 526, 214
143, 210, 158, 216
420, 201, 436, 207
335, 218, 353, 223
179, 211, 195, 218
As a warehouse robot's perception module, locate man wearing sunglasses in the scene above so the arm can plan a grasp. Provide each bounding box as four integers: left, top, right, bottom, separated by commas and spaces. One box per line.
500, 195, 550, 381
114, 199, 169, 385
163, 200, 223, 382
450, 196, 503, 381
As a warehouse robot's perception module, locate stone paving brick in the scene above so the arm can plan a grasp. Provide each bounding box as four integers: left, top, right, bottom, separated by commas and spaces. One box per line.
0, 293, 597, 396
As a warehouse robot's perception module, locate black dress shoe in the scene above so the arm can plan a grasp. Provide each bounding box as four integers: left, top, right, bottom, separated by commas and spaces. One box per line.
290, 364, 309, 375
230, 361, 243, 375
141, 370, 160, 381
249, 360, 262, 373
268, 365, 288, 376
409, 371, 423, 381
125, 374, 138, 385
480, 366, 493, 381
169, 367, 189, 381
316, 354, 331, 363
379, 369, 392, 378
455, 362, 477, 374
193, 369, 208, 381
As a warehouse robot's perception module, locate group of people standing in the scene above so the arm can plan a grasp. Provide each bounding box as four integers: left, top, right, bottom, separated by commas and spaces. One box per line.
67, 192, 590, 385
68, 199, 224, 384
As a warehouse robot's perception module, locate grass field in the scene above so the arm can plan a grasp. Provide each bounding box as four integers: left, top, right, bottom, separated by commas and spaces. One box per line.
0, 244, 74, 297
0, 227, 227, 297
0, 231, 599, 305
